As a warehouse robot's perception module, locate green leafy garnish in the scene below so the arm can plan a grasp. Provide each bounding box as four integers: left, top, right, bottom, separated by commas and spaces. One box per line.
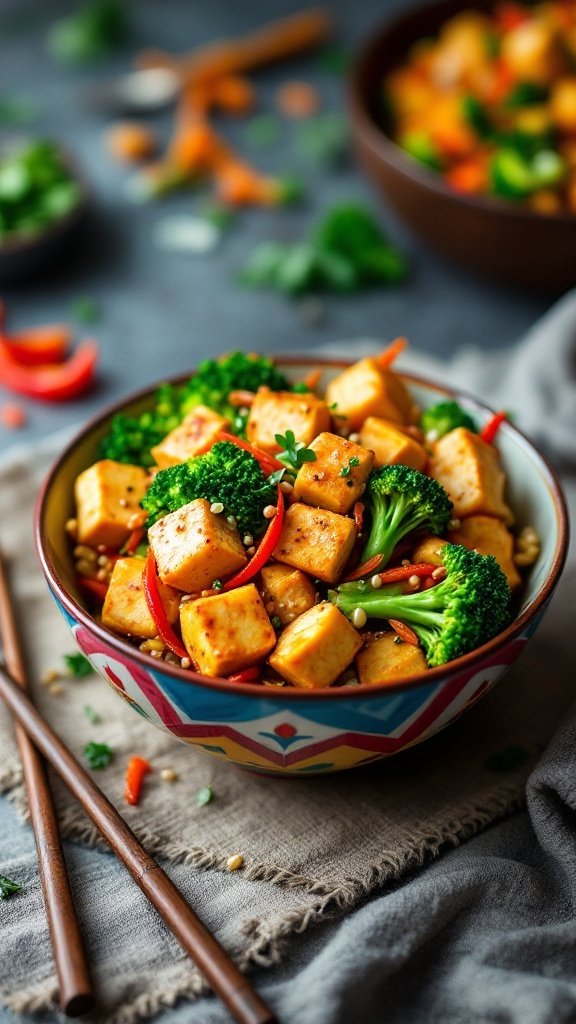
83, 705, 101, 725
196, 785, 214, 807
316, 45, 350, 74
84, 741, 114, 770
503, 82, 549, 110
241, 203, 407, 296
296, 113, 348, 167
0, 875, 22, 900
48, 0, 127, 65
271, 615, 282, 631
64, 653, 93, 679
71, 296, 100, 325
274, 430, 317, 471
199, 201, 236, 232
0, 141, 82, 244
245, 114, 281, 148
339, 455, 360, 478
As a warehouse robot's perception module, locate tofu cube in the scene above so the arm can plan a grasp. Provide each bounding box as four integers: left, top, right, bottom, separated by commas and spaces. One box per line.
269, 602, 362, 689
293, 432, 374, 515
102, 557, 180, 639
356, 634, 428, 686
411, 535, 448, 566
260, 564, 317, 625
325, 359, 417, 432
246, 390, 331, 454
448, 515, 521, 589
359, 417, 427, 471
180, 583, 275, 677
148, 498, 247, 592
429, 428, 513, 522
151, 405, 228, 468
274, 503, 356, 584
75, 460, 148, 548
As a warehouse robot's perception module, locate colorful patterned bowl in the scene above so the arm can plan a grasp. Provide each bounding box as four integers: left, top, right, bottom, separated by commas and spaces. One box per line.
35, 358, 568, 775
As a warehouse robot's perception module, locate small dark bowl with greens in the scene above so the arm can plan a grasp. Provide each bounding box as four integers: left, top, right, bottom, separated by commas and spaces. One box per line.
0, 139, 88, 282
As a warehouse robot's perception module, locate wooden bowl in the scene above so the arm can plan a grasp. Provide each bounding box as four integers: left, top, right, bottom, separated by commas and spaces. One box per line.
348, 0, 576, 291
35, 357, 568, 776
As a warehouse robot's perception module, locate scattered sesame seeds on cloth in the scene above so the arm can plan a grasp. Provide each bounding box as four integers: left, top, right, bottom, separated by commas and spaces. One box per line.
0, 299, 575, 1023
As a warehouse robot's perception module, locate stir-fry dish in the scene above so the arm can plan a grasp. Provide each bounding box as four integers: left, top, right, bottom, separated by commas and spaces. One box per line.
67, 348, 540, 688
384, 3, 576, 213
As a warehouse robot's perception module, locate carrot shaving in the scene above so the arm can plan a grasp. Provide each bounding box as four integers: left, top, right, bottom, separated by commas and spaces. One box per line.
303, 368, 322, 390
388, 619, 420, 646
343, 554, 383, 582
227, 389, 256, 407
353, 501, 364, 533
277, 80, 320, 118
124, 756, 151, 806
376, 337, 407, 369
106, 123, 156, 164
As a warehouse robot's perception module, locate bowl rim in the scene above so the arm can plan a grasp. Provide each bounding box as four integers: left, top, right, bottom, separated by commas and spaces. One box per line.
35, 354, 569, 701
348, 0, 576, 227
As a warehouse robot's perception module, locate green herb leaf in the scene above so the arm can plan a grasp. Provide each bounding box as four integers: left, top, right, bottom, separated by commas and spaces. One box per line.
274, 430, 317, 470
296, 113, 348, 167
339, 465, 351, 478
71, 296, 100, 325
271, 615, 282, 631
83, 705, 101, 724
0, 875, 22, 900
84, 741, 114, 770
316, 45, 350, 74
196, 785, 214, 807
64, 653, 93, 678
212, 579, 223, 591
245, 114, 281, 148
268, 467, 288, 486
48, 0, 128, 65
199, 201, 236, 232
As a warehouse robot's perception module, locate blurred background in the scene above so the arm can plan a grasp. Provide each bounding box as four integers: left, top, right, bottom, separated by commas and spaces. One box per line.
0, 0, 556, 447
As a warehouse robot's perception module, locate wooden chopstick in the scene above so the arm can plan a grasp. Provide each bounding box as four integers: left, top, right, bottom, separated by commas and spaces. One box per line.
0, 660, 277, 1024
0, 554, 94, 1018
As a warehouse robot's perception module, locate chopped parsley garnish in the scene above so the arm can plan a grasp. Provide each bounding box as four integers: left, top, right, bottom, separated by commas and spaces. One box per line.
339, 456, 360, 478
274, 430, 317, 471
71, 296, 100, 324
196, 785, 214, 807
212, 580, 223, 591
0, 875, 22, 900
64, 653, 93, 678
83, 705, 101, 725
271, 615, 282, 631
84, 741, 114, 770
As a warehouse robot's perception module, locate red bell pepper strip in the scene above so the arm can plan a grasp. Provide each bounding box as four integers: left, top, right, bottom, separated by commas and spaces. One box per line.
143, 549, 188, 660
344, 559, 438, 584
227, 666, 261, 684
77, 576, 109, 602
353, 501, 364, 533
480, 411, 507, 445
215, 430, 285, 474
223, 488, 284, 591
0, 340, 98, 401
388, 619, 420, 646
124, 756, 151, 805
123, 526, 145, 555
0, 324, 71, 366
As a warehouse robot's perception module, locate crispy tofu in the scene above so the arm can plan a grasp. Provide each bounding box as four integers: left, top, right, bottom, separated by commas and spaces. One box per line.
75, 460, 148, 548
356, 634, 428, 686
429, 428, 513, 522
269, 602, 362, 689
148, 498, 247, 593
260, 564, 317, 625
274, 503, 356, 584
448, 515, 521, 589
151, 405, 228, 468
359, 417, 427, 471
411, 535, 448, 566
246, 390, 331, 454
102, 557, 180, 639
180, 583, 275, 677
293, 432, 374, 515
325, 358, 417, 432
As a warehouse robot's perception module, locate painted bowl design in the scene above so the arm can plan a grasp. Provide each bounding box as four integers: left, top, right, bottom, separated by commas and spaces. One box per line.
35, 359, 568, 775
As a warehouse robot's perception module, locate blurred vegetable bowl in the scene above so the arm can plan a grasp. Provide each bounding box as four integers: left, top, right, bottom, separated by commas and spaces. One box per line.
348, 0, 576, 290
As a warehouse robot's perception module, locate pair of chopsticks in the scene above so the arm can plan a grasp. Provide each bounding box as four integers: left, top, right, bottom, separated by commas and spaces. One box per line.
0, 554, 277, 1024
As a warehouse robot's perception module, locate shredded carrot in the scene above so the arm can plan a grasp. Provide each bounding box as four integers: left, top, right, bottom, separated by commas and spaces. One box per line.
343, 553, 383, 582
211, 75, 255, 115
106, 123, 156, 164
277, 80, 320, 118
376, 337, 407, 370
303, 368, 322, 390
124, 527, 145, 555
167, 119, 220, 175
228, 389, 256, 407
378, 563, 438, 584
353, 501, 364, 533
215, 159, 279, 206
388, 619, 420, 646
124, 756, 151, 806
0, 403, 26, 429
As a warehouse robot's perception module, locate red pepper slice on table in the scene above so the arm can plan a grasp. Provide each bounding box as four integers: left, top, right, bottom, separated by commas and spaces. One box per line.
124, 756, 151, 805
143, 549, 188, 661
223, 487, 285, 591
0, 324, 71, 366
480, 411, 507, 445
0, 340, 98, 401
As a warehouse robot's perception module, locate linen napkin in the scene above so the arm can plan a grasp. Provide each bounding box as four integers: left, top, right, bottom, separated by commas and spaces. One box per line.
0, 294, 575, 1023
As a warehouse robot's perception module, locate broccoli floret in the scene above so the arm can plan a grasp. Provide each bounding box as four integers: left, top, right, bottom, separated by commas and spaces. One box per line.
420, 401, 478, 440
141, 441, 277, 537
330, 543, 512, 667
361, 465, 453, 569
101, 352, 290, 466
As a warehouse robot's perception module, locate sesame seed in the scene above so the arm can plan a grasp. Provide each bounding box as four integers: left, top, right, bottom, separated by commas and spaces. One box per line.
41, 668, 59, 685
348, 433, 360, 443
74, 545, 97, 562
65, 518, 78, 538
127, 512, 143, 530
181, 657, 191, 669
408, 575, 420, 589
370, 574, 382, 589
263, 505, 277, 519
160, 768, 178, 783
76, 559, 96, 577
280, 480, 294, 494
226, 515, 236, 525
118, 498, 128, 508
247, 546, 256, 556
210, 502, 224, 514
96, 569, 108, 582
448, 518, 461, 530
352, 607, 367, 628
150, 650, 162, 659
97, 555, 109, 567
226, 854, 244, 872
97, 545, 108, 553
425, 429, 439, 444
243, 534, 253, 547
